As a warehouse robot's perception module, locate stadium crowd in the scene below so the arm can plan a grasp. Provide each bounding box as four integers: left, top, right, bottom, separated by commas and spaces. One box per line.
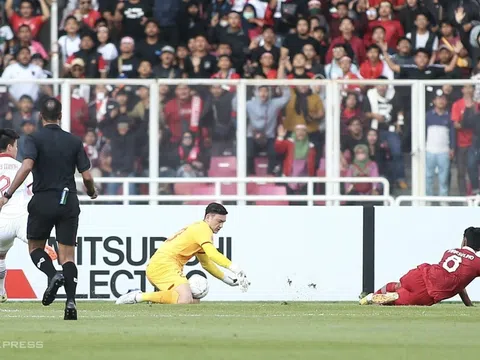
0, 0, 480, 202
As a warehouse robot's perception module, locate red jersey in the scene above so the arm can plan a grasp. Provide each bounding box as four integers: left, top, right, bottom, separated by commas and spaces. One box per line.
421, 247, 480, 303
9, 13, 45, 38
451, 99, 475, 148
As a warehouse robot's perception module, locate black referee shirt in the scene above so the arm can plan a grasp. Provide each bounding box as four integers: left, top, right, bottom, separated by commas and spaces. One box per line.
23, 124, 91, 194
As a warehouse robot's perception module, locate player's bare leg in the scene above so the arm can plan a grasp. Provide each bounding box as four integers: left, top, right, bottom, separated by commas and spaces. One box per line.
29, 239, 64, 306
58, 244, 77, 320
0, 252, 7, 302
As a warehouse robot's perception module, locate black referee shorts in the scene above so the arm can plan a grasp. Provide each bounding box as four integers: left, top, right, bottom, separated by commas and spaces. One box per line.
27, 191, 80, 246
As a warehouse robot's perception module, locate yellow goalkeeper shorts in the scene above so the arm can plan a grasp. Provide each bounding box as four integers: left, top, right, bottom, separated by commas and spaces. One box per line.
146, 262, 189, 291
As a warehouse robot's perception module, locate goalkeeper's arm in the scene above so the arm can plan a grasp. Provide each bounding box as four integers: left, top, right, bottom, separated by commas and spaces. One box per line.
196, 252, 238, 286
201, 242, 241, 273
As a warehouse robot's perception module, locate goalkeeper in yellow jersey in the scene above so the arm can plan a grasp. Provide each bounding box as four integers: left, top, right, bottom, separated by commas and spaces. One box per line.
115, 203, 249, 304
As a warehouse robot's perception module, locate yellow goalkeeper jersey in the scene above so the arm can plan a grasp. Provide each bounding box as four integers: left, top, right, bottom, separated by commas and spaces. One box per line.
149, 221, 214, 268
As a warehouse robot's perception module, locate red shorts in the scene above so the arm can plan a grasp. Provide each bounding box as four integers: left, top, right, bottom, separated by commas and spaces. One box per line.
394, 267, 435, 306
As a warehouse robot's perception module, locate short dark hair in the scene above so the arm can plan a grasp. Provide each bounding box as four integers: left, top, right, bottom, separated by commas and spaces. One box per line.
415, 47, 431, 57
18, 24, 31, 32
205, 203, 228, 217
0, 129, 19, 152
339, 17, 354, 26
19, 94, 33, 102
348, 117, 361, 125
64, 15, 79, 24
40, 97, 62, 122
372, 25, 386, 33
144, 18, 160, 28
397, 36, 411, 46
194, 33, 208, 41
367, 44, 381, 53
464, 227, 480, 251
262, 25, 274, 33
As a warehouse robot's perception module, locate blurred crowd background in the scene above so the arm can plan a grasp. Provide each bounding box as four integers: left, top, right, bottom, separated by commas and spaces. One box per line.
1, 0, 480, 205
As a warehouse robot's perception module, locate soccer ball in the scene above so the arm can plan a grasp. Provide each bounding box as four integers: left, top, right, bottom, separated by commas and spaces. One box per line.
189, 274, 209, 299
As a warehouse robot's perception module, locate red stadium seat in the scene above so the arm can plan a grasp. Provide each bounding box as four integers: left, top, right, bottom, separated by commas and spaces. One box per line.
174, 183, 208, 195
221, 183, 237, 195
252, 184, 288, 206
254, 157, 268, 176
209, 156, 237, 177
184, 184, 216, 205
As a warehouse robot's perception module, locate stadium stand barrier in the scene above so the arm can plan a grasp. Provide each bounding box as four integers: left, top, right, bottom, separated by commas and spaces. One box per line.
3, 78, 480, 205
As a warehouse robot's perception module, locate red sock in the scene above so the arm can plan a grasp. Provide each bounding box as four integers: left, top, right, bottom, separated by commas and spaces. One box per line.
375, 282, 398, 294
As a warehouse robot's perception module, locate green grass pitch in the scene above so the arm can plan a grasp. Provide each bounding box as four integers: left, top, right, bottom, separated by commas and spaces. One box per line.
1, 302, 480, 360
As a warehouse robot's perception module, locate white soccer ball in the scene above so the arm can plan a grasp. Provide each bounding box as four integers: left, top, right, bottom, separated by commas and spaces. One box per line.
189, 274, 209, 299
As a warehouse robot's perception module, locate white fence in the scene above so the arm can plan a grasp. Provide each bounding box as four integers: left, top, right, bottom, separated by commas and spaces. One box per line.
3, 78, 480, 205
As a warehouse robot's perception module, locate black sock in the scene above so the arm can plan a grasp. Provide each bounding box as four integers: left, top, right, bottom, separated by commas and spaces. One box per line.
30, 248, 57, 279
62, 262, 77, 302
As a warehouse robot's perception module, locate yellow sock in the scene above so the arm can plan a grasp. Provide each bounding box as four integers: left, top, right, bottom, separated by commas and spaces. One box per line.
141, 290, 179, 304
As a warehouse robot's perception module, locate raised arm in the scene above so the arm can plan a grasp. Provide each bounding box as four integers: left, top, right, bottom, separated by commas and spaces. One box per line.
5, 0, 14, 19
444, 42, 461, 73
39, 0, 51, 22
381, 44, 401, 74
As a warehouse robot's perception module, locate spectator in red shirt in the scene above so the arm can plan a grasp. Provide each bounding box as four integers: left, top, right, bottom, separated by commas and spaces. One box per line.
338, 56, 362, 94
68, 91, 90, 138
164, 84, 206, 145
366, 1, 404, 49
327, 1, 350, 39
211, 55, 241, 80
360, 45, 394, 80
241, 4, 263, 40
65, 32, 107, 79
5, 0, 50, 39
286, 53, 315, 79
451, 84, 476, 195
369, 0, 406, 10
275, 123, 316, 202
341, 92, 364, 135
254, 51, 278, 79
211, 54, 241, 92
326, 17, 366, 65
72, 0, 102, 30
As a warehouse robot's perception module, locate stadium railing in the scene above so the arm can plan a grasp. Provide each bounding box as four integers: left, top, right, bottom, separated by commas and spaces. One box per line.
76, 176, 392, 205
3, 78, 479, 205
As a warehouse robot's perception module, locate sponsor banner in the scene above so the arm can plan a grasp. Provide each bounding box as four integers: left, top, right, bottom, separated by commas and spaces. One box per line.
375, 207, 480, 301
6, 206, 364, 301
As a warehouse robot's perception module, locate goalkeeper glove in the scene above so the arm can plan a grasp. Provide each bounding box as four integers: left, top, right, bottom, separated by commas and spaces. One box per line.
238, 273, 250, 293
228, 264, 250, 292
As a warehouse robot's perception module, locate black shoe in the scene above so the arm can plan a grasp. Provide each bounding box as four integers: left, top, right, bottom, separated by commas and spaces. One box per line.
64, 300, 77, 320
42, 273, 65, 306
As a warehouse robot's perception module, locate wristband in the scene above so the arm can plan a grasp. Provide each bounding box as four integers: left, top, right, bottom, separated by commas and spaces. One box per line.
228, 263, 241, 274
3, 191, 12, 199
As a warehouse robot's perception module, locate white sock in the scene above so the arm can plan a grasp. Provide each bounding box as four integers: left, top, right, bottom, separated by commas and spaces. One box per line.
0, 259, 6, 295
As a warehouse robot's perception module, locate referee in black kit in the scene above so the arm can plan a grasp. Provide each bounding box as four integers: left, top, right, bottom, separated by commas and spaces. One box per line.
0, 98, 97, 320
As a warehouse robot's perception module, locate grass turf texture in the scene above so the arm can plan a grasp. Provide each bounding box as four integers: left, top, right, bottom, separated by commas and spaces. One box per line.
1, 302, 480, 360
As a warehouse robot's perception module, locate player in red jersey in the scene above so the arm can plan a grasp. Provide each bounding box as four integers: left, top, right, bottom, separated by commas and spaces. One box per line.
360, 227, 480, 306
